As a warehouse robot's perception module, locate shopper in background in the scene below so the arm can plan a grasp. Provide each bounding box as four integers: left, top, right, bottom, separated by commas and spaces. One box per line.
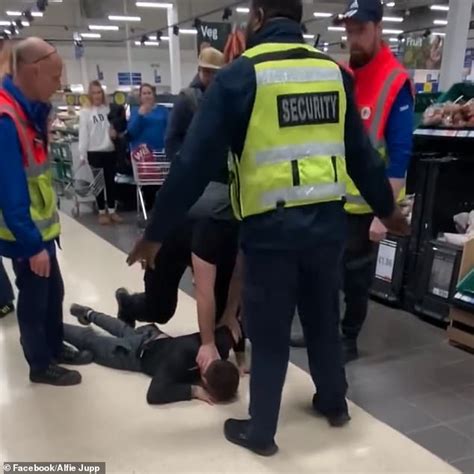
338, 0, 414, 363
0, 259, 14, 318
128, 83, 169, 157
79, 80, 122, 225
0, 37, 92, 385
165, 47, 225, 162
128, 0, 409, 456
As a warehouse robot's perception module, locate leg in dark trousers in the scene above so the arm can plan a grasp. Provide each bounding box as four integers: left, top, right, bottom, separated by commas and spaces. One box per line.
45, 255, 65, 360
298, 244, 348, 415
63, 323, 143, 372
88, 310, 137, 338
341, 214, 377, 341
12, 251, 64, 371
244, 248, 298, 444
102, 152, 117, 210
0, 258, 14, 306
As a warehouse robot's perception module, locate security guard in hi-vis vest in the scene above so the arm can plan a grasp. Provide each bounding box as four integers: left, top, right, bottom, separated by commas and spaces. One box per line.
128, 0, 409, 456
0, 38, 92, 387
336, 0, 414, 364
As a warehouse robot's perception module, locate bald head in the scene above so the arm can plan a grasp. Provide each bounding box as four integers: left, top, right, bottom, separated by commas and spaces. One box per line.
14, 37, 56, 65
11, 37, 63, 102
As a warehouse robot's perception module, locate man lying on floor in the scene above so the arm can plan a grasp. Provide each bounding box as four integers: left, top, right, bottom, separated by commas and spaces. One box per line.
64, 304, 240, 405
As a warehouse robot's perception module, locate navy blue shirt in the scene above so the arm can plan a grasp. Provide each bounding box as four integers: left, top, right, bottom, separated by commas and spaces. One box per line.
145, 19, 395, 250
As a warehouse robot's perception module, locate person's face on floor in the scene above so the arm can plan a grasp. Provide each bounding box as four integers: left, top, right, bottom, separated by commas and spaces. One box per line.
198, 67, 218, 89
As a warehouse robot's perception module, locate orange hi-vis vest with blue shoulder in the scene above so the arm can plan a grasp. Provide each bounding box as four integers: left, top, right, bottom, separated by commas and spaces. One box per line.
0, 89, 60, 242
345, 44, 413, 215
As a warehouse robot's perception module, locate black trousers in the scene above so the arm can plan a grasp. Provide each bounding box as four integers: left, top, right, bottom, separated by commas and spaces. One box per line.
341, 214, 377, 341
87, 151, 117, 212
0, 258, 14, 306
126, 220, 236, 326
243, 243, 348, 444
64, 311, 162, 372
12, 252, 64, 371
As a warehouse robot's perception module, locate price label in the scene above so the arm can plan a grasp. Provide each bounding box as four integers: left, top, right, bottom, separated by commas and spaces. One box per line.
375, 240, 397, 283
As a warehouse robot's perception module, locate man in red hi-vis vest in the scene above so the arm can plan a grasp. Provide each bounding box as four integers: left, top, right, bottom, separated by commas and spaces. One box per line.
337, 0, 414, 362
290, 0, 414, 355
0, 38, 92, 386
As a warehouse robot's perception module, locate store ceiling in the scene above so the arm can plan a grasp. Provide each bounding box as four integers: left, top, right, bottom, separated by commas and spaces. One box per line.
0, 0, 466, 50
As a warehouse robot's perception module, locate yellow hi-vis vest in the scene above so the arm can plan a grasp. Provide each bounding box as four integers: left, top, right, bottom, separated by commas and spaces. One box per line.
0, 90, 60, 243
229, 43, 348, 220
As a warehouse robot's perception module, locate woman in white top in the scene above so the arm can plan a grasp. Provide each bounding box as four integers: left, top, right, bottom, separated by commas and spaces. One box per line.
79, 80, 122, 225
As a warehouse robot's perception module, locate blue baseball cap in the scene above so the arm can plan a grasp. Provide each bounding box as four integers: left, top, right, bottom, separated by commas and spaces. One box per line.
334, 0, 384, 24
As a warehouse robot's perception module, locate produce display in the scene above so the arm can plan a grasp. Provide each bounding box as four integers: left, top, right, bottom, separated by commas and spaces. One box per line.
422, 98, 474, 128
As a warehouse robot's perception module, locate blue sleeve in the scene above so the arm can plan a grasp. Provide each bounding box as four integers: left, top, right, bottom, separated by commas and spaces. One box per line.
127, 110, 146, 140
164, 94, 194, 162
0, 118, 44, 257
341, 70, 395, 219
385, 84, 414, 179
145, 73, 237, 243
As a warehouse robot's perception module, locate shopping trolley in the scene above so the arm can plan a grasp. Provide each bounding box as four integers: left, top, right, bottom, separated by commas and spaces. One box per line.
132, 150, 171, 224
50, 142, 105, 218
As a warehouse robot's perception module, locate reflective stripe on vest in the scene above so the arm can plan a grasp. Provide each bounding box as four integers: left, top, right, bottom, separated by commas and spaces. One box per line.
0, 105, 51, 178
0, 93, 60, 243
231, 43, 348, 220
261, 183, 346, 209
256, 67, 342, 86
367, 68, 407, 146
255, 142, 345, 166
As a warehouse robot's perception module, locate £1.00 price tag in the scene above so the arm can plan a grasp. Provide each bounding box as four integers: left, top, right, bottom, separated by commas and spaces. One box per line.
375, 240, 397, 283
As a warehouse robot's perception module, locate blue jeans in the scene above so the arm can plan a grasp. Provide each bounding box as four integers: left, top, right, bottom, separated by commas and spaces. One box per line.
0, 258, 14, 306
12, 253, 64, 371
243, 243, 348, 444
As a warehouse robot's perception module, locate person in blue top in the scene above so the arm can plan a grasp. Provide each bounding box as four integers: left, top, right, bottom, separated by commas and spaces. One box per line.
127, 83, 169, 157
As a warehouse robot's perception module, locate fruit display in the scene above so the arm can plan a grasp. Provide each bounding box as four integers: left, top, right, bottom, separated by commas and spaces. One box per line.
422, 98, 474, 128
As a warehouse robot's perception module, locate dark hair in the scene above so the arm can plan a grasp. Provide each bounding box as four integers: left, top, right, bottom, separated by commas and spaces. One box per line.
139, 83, 156, 96
251, 0, 303, 23
205, 360, 240, 402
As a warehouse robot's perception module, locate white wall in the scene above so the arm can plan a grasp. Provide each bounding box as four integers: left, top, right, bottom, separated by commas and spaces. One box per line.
57, 44, 199, 92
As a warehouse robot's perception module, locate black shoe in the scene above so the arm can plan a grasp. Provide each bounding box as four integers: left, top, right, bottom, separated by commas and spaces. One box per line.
224, 419, 279, 457
0, 302, 14, 319
30, 364, 82, 386
312, 395, 351, 427
70, 304, 92, 326
290, 334, 306, 348
115, 288, 136, 329
342, 338, 359, 364
56, 344, 93, 366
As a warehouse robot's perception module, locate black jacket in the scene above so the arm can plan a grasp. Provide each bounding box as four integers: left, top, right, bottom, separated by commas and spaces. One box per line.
142, 327, 235, 405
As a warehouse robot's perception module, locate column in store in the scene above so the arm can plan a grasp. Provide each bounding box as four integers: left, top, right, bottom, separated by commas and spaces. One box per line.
168, 2, 182, 94
439, 0, 473, 90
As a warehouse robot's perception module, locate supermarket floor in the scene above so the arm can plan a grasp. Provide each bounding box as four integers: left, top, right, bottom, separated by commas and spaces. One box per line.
0, 212, 473, 474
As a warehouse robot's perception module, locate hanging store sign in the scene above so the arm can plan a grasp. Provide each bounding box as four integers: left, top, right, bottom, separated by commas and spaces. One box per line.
197, 21, 232, 54
400, 34, 444, 70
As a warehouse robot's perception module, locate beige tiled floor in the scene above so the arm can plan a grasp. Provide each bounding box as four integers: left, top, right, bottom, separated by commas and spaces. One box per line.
0, 214, 458, 473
